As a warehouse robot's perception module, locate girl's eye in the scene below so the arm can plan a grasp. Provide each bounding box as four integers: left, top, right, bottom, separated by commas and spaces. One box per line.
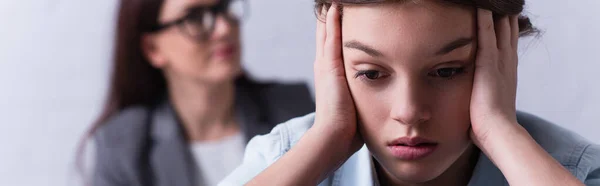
429, 67, 465, 78
355, 70, 385, 80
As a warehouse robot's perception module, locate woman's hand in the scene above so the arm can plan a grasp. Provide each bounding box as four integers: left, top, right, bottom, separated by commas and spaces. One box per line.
470, 9, 583, 186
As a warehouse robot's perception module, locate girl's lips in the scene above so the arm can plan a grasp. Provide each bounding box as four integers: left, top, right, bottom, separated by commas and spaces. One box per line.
387, 137, 438, 160
387, 144, 438, 160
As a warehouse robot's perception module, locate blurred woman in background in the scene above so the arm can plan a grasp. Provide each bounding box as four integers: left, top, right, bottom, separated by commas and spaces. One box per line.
78, 0, 314, 185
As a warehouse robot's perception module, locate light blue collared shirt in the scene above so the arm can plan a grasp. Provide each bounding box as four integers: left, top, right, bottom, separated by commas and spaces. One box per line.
219, 112, 600, 186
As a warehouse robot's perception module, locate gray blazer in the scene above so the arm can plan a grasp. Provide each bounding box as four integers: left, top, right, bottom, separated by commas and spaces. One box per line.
93, 82, 315, 186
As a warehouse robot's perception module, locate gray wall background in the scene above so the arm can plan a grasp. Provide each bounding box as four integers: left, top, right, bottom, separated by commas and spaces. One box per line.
0, 0, 598, 185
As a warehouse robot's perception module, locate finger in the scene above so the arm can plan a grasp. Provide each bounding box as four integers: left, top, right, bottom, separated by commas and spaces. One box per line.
477, 9, 497, 50
316, 6, 327, 58
324, 3, 344, 73
495, 16, 511, 50
510, 15, 519, 49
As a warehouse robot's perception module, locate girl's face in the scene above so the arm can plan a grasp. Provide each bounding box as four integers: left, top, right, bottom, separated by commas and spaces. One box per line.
342, 1, 477, 184
145, 0, 242, 84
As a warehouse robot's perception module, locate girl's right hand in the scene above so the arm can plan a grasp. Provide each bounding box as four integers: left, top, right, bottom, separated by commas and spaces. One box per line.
313, 3, 364, 159
245, 4, 363, 185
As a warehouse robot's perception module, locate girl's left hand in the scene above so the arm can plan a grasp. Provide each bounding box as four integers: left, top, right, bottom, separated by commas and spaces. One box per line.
469, 9, 521, 148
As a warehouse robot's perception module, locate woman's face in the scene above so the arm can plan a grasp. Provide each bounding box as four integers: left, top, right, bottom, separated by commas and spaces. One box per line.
342, 1, 477, 184
146, 0, 242, 84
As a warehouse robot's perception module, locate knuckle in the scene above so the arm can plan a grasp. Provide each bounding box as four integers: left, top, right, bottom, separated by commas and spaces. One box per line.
480, 23, 494, 32
479, 50, 499, 60
487, 23, 494, 31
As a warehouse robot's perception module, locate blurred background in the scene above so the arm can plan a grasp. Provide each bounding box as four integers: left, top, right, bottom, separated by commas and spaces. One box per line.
0, 0, 598, 185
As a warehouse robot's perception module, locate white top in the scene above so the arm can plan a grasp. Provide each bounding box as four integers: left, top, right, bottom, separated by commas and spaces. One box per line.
190, 132, 246, 186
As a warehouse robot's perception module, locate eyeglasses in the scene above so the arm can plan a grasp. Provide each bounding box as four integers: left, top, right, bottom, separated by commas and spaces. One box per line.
148, 0, 247, 40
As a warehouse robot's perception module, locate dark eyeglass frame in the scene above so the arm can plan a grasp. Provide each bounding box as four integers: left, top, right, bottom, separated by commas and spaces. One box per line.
147, 0, 247, 40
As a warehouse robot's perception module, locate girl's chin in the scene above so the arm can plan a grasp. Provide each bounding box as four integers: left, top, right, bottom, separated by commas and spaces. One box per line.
378, 161, 447, 184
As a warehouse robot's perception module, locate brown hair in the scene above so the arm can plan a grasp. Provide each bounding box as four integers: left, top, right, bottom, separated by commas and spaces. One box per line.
75, 0, 166, 182
314, 0, 537, 36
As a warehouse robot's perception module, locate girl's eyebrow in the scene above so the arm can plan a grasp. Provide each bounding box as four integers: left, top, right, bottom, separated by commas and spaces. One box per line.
344, 36, 474, 58
435, 37, 474, 56
344, 40, 384, 57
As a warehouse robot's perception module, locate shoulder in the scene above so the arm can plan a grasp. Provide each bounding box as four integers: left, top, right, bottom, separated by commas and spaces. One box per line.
92, 105, 153, 185
516, 111, 600, 181
94, 105, 152, 149
219, 113, 316, 185
247, 112, 316, 158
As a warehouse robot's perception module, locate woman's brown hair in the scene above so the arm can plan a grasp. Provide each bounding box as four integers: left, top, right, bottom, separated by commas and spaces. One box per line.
75, 0, 166, 181
314, 0, 537, 36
